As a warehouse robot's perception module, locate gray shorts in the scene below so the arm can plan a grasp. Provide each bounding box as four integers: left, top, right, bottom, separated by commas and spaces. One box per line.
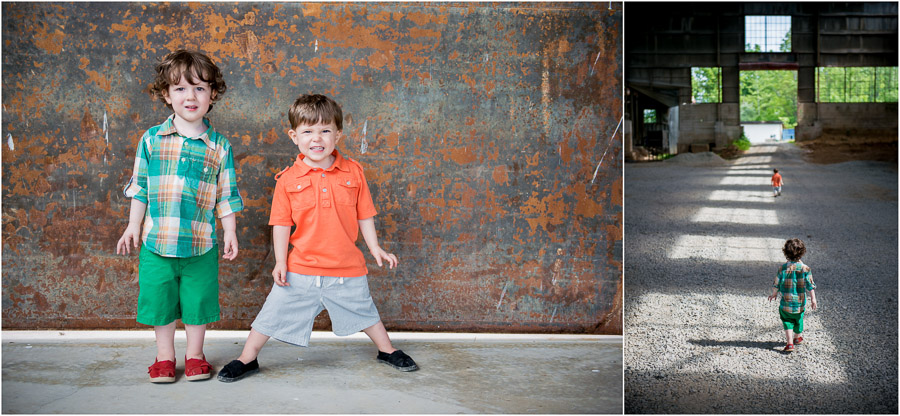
251, 273, 381, 347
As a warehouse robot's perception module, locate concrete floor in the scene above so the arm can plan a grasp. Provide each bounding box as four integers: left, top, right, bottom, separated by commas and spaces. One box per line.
2, 331, 622, 414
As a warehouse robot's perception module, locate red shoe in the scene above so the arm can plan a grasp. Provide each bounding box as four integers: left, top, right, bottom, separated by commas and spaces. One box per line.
783, 344, 794, 353
794, 336, 803, 345
185, 355, 212, 381
148, 358, 176, 383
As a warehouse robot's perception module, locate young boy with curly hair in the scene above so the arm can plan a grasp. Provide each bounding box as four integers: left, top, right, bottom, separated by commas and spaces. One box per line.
116, 50, 243, 382
217, 94, 417, 382
768, 238, 817, 353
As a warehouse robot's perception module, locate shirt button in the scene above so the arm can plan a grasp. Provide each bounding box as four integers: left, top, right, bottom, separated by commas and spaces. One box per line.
346, 181, 351, 185
322, 188, 327, 193
297, 185, 302, 189
203, 167, 208, 173
181, 157, 186, 162
321, 173, 326, 178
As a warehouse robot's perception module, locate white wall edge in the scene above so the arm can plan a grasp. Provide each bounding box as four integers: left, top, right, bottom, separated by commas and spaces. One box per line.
2, 330, 621, 343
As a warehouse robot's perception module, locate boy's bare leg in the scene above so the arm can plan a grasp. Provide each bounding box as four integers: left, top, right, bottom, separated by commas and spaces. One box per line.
155, 322, 177, 361
185, 323, 206, 360
237, 328, 270, 364
363, 321, 397, 354
784, 329, 794, 345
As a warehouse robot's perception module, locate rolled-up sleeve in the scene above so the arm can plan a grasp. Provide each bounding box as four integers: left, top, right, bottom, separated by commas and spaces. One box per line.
123, 133, 150, 204
215, 143, 244, 218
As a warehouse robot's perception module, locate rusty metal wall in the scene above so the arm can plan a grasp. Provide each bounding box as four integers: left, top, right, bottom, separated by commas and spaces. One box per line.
2, 2, 622, 334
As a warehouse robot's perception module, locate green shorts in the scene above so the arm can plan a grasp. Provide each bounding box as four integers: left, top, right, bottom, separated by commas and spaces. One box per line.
779, 309, 804, 333
137, 245, 220, 326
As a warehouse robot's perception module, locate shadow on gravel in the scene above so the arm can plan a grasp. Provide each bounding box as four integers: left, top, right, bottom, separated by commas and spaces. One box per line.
688, 339, 783, 352
625, 143, 898, 414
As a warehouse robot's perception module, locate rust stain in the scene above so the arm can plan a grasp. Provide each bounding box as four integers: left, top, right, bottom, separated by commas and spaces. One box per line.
84, 70, 112, 91
491, 165, 509, 185
234, 30, 260, 60
33, 21, 65, 54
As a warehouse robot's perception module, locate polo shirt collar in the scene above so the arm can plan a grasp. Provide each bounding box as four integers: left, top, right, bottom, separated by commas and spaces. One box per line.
159, 114, 215, 149
293, 150, 351, 175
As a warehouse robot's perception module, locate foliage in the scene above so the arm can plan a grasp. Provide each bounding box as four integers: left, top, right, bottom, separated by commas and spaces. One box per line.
817, 67, 899, 103
740, 70, 797, 128
734, 133, 752, 151
692, 67, 721, 103
779, 31, 791, 52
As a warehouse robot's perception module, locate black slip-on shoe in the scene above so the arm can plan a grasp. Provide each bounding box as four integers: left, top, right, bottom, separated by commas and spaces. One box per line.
377, 349, 419, 372
217, 359, 259, 382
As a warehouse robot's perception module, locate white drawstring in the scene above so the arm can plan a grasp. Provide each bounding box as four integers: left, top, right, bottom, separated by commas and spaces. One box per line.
314, 276, 343, 287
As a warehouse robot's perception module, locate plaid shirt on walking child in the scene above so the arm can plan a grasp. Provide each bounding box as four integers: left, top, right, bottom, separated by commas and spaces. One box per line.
774, 261, 816, 314
123, 114, 243, 258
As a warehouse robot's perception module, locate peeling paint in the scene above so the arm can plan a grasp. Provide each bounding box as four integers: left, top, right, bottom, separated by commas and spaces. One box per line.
360, 119, 368, 154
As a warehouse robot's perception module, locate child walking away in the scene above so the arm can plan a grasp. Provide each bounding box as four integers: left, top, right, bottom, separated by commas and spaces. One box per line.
772, 168, 783, 197
218, 94, 417, 383
768, 238, 817, 353
116, 50, 244, 382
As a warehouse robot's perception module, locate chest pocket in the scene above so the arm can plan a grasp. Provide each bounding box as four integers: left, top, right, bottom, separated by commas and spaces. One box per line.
183, 157, 218, 181
334, 175, 359, 206
286, 177, 316, 210
179, 155, 219, 211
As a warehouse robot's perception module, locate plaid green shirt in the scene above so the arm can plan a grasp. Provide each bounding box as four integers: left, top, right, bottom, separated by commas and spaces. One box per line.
123, 115, 243, 258
774, 261, 816, 314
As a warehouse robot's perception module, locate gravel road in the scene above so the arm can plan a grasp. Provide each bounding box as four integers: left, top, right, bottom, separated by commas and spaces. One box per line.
624, 143, 898, 413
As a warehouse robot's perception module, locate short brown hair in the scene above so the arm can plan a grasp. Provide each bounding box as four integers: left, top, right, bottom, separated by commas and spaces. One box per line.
149, 50, 226, 112
782, 238, 806, 262
289, 94, 343, 131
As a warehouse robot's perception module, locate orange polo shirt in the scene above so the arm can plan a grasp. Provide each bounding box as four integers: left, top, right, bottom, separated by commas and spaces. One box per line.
269, 151, 377, 277
772, 172, 783, 187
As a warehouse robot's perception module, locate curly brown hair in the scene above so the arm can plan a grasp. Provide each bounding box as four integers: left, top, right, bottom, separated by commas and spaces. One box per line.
782, 238, 806, 262
148, 50, 226, 112
288, 94, 343, 131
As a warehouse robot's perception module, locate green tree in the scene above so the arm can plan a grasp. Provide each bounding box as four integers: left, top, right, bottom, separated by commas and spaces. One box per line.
740, 70, 798, 128
817, 67, 899, 103
692, 67, 721, 103
779, 31, 791, 52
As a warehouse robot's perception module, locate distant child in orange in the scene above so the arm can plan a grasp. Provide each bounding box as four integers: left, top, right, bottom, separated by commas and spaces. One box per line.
771, 168, 783, 197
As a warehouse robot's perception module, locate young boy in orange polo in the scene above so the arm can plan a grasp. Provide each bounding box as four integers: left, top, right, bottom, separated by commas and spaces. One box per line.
772, 168, 783, 197
218, 94, 418, 382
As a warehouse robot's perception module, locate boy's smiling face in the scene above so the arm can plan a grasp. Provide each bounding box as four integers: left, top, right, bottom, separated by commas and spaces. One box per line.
164, 73, 214, 129
289, 120, 341, 169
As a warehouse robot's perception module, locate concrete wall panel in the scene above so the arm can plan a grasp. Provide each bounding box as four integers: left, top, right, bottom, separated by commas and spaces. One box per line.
2, 2, 624, 334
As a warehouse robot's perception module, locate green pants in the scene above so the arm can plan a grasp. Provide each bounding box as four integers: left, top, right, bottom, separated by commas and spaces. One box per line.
137, 245, 220, 326
779, 309, 804, 333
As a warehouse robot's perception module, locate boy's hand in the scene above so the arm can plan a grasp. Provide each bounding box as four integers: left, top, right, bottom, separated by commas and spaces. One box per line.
809, 298, 817, 310
370, 246, 398, 269
222, 231, 239, 261
116, 224, 142, 255
272, 263, 289, 287
767, 294, 777, 302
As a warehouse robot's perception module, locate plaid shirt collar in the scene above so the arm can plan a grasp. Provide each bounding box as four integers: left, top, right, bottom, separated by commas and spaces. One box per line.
292, 150, 352, 175
158, 114, 216, 149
